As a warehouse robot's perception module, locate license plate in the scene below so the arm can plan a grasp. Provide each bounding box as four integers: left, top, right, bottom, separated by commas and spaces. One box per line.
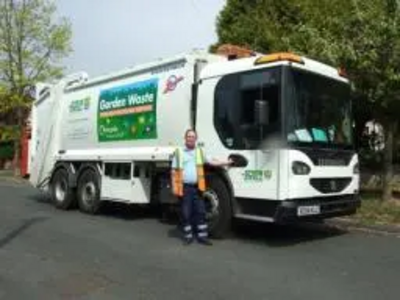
297, 205, 321, 216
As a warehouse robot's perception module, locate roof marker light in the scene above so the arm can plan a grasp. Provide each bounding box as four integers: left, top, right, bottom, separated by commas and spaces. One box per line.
254, 52, 304, 65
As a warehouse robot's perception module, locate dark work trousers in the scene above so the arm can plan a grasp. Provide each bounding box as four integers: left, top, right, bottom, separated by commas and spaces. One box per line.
181, 184, 208, 242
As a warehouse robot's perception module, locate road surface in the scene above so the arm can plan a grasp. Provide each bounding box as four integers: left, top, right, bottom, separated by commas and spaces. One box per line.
0, 179, 399, 300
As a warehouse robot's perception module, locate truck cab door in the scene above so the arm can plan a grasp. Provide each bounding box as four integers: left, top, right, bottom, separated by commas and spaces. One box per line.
228, 148, 280, 201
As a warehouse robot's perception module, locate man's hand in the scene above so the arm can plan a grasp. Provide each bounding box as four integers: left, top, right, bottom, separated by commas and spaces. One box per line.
223, 158, 233, 168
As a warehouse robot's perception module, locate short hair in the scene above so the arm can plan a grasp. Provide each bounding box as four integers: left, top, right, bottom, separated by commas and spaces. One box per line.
185, 128, 197, 138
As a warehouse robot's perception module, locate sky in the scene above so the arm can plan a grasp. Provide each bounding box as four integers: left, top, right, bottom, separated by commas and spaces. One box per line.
56, 0, 227, 78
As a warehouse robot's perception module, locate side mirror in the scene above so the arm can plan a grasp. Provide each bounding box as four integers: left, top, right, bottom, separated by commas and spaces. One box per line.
255, 100, 269, 126
228, 153, 248, 168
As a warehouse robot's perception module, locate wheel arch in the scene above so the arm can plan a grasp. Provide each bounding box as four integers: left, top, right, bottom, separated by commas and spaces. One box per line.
204, 166, 236, 239
51, 161, 77, 188
76, 162, 102, 186
205, 166, 235, 212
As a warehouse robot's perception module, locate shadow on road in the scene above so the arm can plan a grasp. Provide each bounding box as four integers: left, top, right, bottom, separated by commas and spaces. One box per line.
98, 202, 159, 221
230, 220, 347, 247
167, 226, 183, 241
0, 216, 48, 249
28, 191, 51, 204
29, 193, 159, 222
28, 193, 347, 247
165, 218, 347, 247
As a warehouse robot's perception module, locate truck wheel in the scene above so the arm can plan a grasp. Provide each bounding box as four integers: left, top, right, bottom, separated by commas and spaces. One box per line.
77, 169, 101, 215
203, 175, 232, 239
50, 168, 76, 210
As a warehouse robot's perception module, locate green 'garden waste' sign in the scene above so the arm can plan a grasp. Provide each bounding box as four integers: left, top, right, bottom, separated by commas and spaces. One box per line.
97, 78, 159, 142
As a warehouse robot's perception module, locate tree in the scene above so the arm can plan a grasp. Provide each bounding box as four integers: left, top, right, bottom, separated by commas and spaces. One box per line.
213, 0, 400, 201
0, 0, 72, 175
212, 0, 303, 54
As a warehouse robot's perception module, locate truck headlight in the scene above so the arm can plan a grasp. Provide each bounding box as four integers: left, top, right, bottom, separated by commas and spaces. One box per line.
353, 163, 359, 174
292, 161, 311, 175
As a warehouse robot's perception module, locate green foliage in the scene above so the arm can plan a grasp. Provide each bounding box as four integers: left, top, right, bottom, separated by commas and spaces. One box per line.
0, 0, 72, 105
214, 0, 298, 53
0, 0, 72, 173
0, 85, 30, 114
0, 125, 19, 142
0, 141, 14, 159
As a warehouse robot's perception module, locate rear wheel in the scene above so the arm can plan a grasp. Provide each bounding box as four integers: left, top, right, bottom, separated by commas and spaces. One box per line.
203, 175, 232, 239
50, 168, 76, 210
77, 168, 101, 214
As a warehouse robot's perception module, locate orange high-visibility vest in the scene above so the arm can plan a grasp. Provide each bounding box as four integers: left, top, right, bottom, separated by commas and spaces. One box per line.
171, 147, 207, 197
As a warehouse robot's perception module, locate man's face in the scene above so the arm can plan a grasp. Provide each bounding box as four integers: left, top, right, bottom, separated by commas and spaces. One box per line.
185, 130, 197, 148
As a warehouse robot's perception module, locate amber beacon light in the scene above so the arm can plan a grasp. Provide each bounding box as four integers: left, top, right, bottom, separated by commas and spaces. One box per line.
254, 52, 304, 65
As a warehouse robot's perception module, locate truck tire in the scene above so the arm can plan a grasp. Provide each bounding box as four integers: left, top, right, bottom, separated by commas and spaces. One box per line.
203, 175, 232, 239
77, 168, 101, 215
50, 168, 76, 210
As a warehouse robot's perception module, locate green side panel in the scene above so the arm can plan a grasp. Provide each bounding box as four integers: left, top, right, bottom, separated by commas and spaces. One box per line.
97, 78, 159, 142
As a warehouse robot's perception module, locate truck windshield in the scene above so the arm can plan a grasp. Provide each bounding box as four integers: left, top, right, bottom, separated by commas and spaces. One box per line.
285, 68, 353, 150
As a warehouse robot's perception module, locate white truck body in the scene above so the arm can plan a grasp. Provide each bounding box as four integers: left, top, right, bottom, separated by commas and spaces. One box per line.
30, 51, 217, 200
28, 49, 360, 237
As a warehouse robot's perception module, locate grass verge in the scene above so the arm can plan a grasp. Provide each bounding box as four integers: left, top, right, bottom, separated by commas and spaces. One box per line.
350, 196, 400, 226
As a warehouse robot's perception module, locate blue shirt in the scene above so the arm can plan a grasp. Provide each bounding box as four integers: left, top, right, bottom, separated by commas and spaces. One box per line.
172, 147, 210, 184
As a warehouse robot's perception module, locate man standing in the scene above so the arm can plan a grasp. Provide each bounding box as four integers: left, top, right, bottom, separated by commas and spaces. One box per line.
171, 129, 232, 245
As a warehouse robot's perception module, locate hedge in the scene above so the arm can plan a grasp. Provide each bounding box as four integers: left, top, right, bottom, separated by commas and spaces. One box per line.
0, 142, 14, 159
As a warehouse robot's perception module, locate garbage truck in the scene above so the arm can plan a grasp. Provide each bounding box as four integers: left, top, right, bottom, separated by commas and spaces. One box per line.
28, 45, 361, 238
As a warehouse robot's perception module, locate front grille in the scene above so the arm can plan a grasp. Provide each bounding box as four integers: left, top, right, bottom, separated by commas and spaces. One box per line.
317, 158, 347, 166
298, 148, 354, 166
310, 177, 352, 194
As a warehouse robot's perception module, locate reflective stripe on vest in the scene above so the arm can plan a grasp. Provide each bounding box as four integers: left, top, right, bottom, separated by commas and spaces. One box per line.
195, 148, 206, 192
172, 148, 184, 196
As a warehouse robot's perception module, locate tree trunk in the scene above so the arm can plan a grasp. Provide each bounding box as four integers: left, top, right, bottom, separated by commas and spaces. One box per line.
382, 121, 396, 202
